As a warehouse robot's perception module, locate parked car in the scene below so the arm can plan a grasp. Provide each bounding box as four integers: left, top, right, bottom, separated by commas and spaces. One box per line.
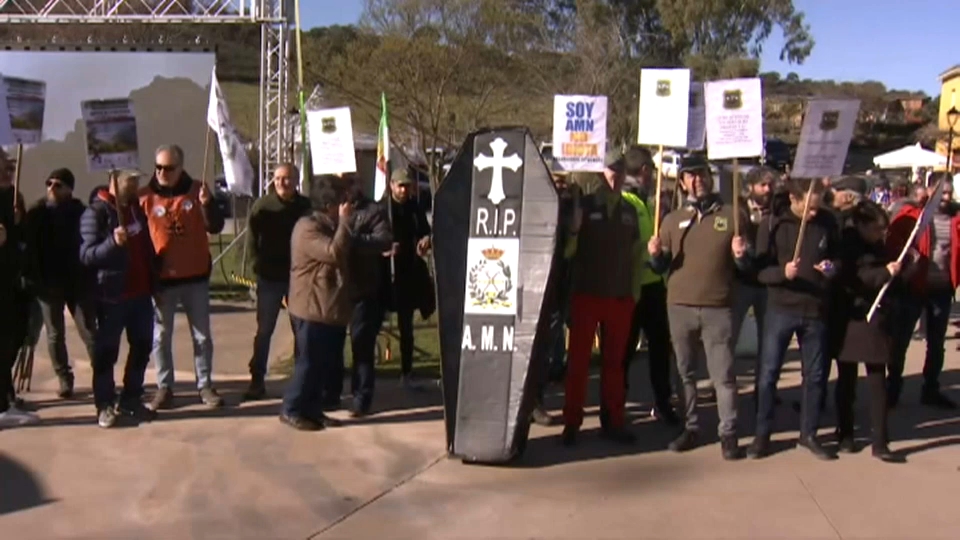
761, 138, 792, 171
212, 176, 233, 218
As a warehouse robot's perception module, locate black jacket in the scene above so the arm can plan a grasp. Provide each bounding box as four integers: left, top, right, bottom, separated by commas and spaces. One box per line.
381, 196, 435, 318
348, 196, 393, 300
756, 208, 840, 318
22, 196, 88, 294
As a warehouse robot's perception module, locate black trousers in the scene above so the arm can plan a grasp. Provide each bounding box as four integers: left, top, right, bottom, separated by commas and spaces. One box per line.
37, 287, 97, 378
349, 297, 385, 411
0, 329, 16, 412
835, 362, 888, 445
395, 302, 415, 376
622, 281, 673, 407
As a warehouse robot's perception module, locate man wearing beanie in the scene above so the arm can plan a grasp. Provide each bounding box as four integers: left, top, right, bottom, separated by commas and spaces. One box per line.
561, 154, 643, 446
23, 167, 97, 398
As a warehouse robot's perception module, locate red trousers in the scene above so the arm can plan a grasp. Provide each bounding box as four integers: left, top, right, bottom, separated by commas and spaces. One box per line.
563, 293, 635, 429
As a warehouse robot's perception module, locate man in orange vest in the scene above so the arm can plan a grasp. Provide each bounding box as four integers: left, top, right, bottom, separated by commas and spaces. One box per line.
140, 144, 225, 410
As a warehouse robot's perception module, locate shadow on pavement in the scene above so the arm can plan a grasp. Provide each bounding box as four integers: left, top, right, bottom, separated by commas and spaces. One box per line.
0, 453, 55, 516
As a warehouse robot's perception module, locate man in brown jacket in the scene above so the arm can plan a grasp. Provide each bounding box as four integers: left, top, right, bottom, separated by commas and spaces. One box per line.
281, 175, 353, 431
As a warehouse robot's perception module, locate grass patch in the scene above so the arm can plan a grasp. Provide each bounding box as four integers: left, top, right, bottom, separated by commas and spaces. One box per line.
208, 232, 253, 301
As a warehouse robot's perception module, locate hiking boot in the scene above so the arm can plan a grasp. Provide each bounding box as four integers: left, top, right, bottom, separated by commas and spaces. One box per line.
747, 434, 771, 459
97, 407, 118, 429
920, 389, 957, 410
652, 403, 680, 426
57, 372, 75, 399
349, 400, 371, 418
561, 425, 578, 447
199, 386, 224, 408
314, 413, 343, 428
797, 435, 838, 461
836, 433, 857, 454
872, 444, 904, 463
148, 387, 174, 411
243, 377, 267, 401
531, 405, 558, 427
118, 400, 158, 422
721, 436, 744, 461
668, 430, 698, 453
600, 426, 636, 445
279, 413, 322, 431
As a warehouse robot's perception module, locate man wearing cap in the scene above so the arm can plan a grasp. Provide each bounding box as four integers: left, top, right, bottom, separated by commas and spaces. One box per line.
23, 167, 96, 398
382, 168, 433, 389
80, 170, 159, 427
649, 153, 750, 460
561, 154, 642, 446
242, 163, 311, 401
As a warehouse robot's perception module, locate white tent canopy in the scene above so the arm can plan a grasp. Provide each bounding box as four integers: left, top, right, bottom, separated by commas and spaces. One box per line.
872, 143, 946, 169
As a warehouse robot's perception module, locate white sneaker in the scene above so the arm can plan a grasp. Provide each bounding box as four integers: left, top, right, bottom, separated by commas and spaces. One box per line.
0, 407, 40, 428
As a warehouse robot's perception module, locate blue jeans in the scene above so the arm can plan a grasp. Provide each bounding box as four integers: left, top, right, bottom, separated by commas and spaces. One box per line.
756, 307, 827, 438
153, 281, 214, 390
283, 316, 347, 419
889, 290, 952, 400
249, 279, 292, 379
349, 297, 385, 411
92, 296, 154, 409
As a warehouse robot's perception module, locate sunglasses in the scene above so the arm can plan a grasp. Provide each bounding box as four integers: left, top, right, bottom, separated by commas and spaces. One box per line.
155, 164, 178, 172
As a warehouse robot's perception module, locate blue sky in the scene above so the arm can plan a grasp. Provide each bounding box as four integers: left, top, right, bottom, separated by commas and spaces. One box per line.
303, 0, 950, 96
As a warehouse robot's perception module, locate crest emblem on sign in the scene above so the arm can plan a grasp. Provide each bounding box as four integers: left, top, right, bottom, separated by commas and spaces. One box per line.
321, 117, 337, 133
714, 216, 728, 232
819, 110, 840, 131
467, 246, 514, 309
656, 80, 671, 97
723, 90, 743, 110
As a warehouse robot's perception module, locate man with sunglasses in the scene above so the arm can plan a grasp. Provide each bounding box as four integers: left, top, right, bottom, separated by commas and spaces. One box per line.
140, 144, 225, 410
22, 168, 97, 399
0, 148, 39, 427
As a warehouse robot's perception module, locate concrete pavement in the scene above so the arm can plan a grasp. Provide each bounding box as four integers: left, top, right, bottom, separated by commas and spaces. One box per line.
1, 303, 959, 539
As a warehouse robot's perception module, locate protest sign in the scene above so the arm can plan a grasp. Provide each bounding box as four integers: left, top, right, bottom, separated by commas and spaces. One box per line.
0, 73, 13, 145
2, 76, 46, 145
637, 69, 690, 147
552, 95, 607, 172
81, 98, 139, 172
704, 78, 764, 160
791, 99, 860, 179
307, 106, 357, 175
686, 82, 706, 151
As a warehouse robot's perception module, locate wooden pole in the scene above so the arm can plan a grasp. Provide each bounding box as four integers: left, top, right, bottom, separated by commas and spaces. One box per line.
12, 143, 23, 213
732, 158, 741, 236
653, 144, 663, 236
792, 179, 816, 261
109, 168, 125, 228
201, 127, 213, 189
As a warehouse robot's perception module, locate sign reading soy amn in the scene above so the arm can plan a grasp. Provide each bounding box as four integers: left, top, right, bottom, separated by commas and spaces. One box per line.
552, 95, 607, 172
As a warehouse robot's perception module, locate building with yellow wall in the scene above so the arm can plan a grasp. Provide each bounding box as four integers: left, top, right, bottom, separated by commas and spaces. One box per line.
937, 65, 960, 171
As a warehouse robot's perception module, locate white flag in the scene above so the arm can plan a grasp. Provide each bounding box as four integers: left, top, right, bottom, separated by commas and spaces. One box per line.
207, 67, 255, 196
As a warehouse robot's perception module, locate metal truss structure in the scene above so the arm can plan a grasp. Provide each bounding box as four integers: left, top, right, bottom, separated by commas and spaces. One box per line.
0, 0, 290, 193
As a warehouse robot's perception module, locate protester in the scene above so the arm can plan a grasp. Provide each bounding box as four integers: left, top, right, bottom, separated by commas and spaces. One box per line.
886, 173, 959, 409
338, 172, 392, 417
242, 164, 310, 400
749, 177, 839, 460
649, 153, 749, 460
833, 201, 904, 462
561, 156, 641, 446
382, 168, 434, 389
79, 170, 159, 428
140, 144, 225, 410
22, 167, 96, 398
0, 147, 38, 427
282, 175, 352, 431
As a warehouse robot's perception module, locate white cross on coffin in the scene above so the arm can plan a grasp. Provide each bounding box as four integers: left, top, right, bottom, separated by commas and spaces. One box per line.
474, 137, 522, 205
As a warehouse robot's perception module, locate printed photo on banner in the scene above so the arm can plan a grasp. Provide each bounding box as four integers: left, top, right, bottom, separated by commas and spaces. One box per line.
80, 98, 139, 172
704, 78, 764, 160
2, 76, 46, 145
686, 82, 706, 151
463, 237, 521, 316
637, 68, 690, 147
307, 106, 357, 175
0, 72, 13, 145
551, 95, 607, 172
790, 99, 860, 179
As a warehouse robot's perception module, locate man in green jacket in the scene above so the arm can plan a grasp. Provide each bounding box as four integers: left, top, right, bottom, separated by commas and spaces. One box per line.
243, 164, 311, 400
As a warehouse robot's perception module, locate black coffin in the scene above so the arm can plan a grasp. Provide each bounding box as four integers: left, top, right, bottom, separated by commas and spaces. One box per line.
433, 127, 560, 463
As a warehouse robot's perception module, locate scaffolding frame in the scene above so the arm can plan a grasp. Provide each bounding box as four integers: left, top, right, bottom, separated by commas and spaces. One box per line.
0, 0, 291, 193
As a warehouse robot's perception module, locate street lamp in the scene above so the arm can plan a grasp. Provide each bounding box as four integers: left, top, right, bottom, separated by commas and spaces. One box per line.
947, 106, 960, 172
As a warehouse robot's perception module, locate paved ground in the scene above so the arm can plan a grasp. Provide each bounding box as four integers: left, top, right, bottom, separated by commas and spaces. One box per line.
1, 302, 959, 539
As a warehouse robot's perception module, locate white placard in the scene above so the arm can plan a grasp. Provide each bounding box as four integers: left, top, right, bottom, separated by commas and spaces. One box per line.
307, 106, 357, 175
686, 82, 706, 150
637, 68, 690, 147
81, 98, 139, 172
2, 76, 46, 145
790, 99, 860, 179
704, 78, 764, 160
552, 95, 607, 172
463, 237, 520, 316
0, 73, 13, 146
